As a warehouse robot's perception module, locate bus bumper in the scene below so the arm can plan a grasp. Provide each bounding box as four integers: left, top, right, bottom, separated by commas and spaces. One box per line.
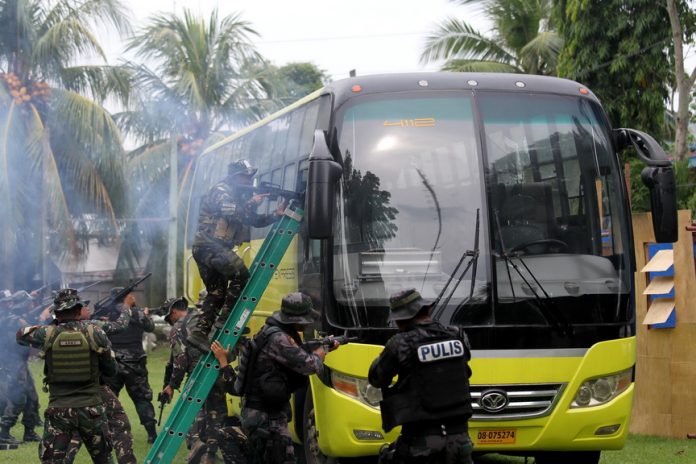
309, 375, 400, 457
470, 385, 633, 452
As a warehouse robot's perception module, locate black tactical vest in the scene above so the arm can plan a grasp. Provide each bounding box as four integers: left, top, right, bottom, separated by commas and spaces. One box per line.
109, 307, 146, 359
379, 322, 473, 432
244, 319, 307, 412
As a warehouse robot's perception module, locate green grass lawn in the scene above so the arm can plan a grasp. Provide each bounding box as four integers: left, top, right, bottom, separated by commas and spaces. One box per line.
4, 347, 696, 463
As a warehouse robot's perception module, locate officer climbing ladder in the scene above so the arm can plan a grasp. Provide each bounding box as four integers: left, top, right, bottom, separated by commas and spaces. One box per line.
144, 203, 304, 464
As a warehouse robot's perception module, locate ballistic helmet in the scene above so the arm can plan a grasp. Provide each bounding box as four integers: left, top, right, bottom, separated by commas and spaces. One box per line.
388, 288, 433, 322
228, 159, 257, 178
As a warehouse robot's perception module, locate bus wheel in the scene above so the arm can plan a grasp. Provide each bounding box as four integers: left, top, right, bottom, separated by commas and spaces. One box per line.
303, 389, 338, 464
534, 451, 600, 464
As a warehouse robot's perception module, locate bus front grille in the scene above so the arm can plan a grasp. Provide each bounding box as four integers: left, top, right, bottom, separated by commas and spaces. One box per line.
470, 383, 566, 421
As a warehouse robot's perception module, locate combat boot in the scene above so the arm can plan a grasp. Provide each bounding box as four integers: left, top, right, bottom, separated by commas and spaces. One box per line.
0, 426, 20, 445
187, 439, 206, 464
200, 451, 217, 464
23, 427, 41, 442
145, 423, 157, 444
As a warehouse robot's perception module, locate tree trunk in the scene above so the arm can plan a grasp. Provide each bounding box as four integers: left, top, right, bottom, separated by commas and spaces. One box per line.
666, 0, 696, 160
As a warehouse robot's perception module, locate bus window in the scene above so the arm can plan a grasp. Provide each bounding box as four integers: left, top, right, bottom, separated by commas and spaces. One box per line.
286, 110, 305, 159
283, 164, 297, 191
299, 102, 320, 158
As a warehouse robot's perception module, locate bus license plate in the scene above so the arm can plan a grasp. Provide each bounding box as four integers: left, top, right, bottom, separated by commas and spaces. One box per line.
475, 429, 517, 444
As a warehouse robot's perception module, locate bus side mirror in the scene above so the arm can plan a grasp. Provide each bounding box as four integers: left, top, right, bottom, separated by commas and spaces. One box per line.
615, 128, 678, 243
641, 166, 678, 243
307, 130, 342, 239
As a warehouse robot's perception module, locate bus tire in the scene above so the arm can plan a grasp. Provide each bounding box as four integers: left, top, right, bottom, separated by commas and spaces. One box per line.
534, 451, 600, 464
302, 388, 338, 464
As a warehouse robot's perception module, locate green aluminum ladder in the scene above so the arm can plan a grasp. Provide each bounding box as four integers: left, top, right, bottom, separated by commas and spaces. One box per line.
145, 204, 304, 464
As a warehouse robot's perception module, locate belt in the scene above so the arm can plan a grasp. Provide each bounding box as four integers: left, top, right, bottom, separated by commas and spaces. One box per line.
401, 417, 469, 437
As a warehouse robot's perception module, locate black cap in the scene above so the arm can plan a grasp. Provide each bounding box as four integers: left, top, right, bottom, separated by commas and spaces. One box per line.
388, 288, 433, 322
163, 296, 188, 325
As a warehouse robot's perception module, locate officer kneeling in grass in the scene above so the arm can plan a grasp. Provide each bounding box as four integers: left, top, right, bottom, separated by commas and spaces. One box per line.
368, 288, 474, 464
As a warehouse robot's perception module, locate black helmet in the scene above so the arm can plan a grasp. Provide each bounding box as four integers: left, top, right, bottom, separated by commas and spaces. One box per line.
228, 159, 257, 177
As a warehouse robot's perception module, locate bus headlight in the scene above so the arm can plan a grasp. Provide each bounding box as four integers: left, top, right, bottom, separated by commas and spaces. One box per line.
331, 371, 383, 408
571, 369, 632, 408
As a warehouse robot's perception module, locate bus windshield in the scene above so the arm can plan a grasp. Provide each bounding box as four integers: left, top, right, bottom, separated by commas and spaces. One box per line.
333, 91, 632, 349
332, 93, 487, 330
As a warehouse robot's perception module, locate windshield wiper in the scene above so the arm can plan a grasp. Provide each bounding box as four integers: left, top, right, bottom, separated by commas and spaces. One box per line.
493, 210, 573, 337
432, 209, 480, 320
416, 168, 442, 290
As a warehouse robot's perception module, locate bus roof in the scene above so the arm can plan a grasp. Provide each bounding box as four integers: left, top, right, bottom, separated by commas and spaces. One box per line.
326, 72, 599, 106
203, 72, 599, 157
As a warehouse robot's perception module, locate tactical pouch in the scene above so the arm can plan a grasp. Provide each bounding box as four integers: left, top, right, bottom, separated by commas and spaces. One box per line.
258, 370, 290, 408
379, 390, 411, 433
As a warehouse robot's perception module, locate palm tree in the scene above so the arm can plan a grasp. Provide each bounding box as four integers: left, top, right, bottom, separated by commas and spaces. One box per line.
0, 0, 131, 289
115, 9, 272, 295
421, 0, 563, 75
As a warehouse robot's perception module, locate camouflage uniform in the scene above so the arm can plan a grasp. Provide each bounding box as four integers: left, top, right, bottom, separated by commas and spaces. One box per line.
236, 294, 324, 464
164, 309, 247, 463
369, 289, 474, 464
104, 303, 157, 440
1, 292, 42, 443
66, 308, 136, 464
191, 161, 278, 343
16, 305, 117, 464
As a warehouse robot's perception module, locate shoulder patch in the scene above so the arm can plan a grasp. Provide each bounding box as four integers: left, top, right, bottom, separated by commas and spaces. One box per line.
417, 339, 465, 363
22, 325, 40, 336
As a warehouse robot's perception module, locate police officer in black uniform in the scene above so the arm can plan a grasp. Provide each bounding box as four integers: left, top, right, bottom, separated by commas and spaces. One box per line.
102, 287, 158, 443
368, 288, 474, 464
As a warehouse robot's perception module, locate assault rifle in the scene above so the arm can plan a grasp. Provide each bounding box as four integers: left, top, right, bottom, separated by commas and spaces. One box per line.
157, 391, 171, 426
92, 273, 152, 320
302, 335, 359, 351
238, 181, 304, 203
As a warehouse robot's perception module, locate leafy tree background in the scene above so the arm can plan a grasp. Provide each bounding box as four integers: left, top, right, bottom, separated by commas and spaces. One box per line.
555, 0, 673, 137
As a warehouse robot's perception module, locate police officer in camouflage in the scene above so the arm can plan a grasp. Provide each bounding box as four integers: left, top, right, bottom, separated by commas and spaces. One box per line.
65, 298, 137, 464
161, 296, 247, 464
102, 287, 158, 443
368, 289, 474, 464
188, 159, 286, 351
16, 288, 117, 464
222, 292, 339, 464
0, 290, 42, 444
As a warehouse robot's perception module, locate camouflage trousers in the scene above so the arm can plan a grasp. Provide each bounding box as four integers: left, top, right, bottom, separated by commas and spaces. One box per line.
189, 379, 247, 463
39, 404, 112, 464
378, 431, 474, 464
241, 407, 294, 464
104, 358, 156, 428
0, 364, 41, 428
192, 244, 249, 334
66, 386, 136, 464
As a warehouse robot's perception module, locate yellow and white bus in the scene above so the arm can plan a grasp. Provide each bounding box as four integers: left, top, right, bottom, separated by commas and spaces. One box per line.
184, 73, 676, 464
